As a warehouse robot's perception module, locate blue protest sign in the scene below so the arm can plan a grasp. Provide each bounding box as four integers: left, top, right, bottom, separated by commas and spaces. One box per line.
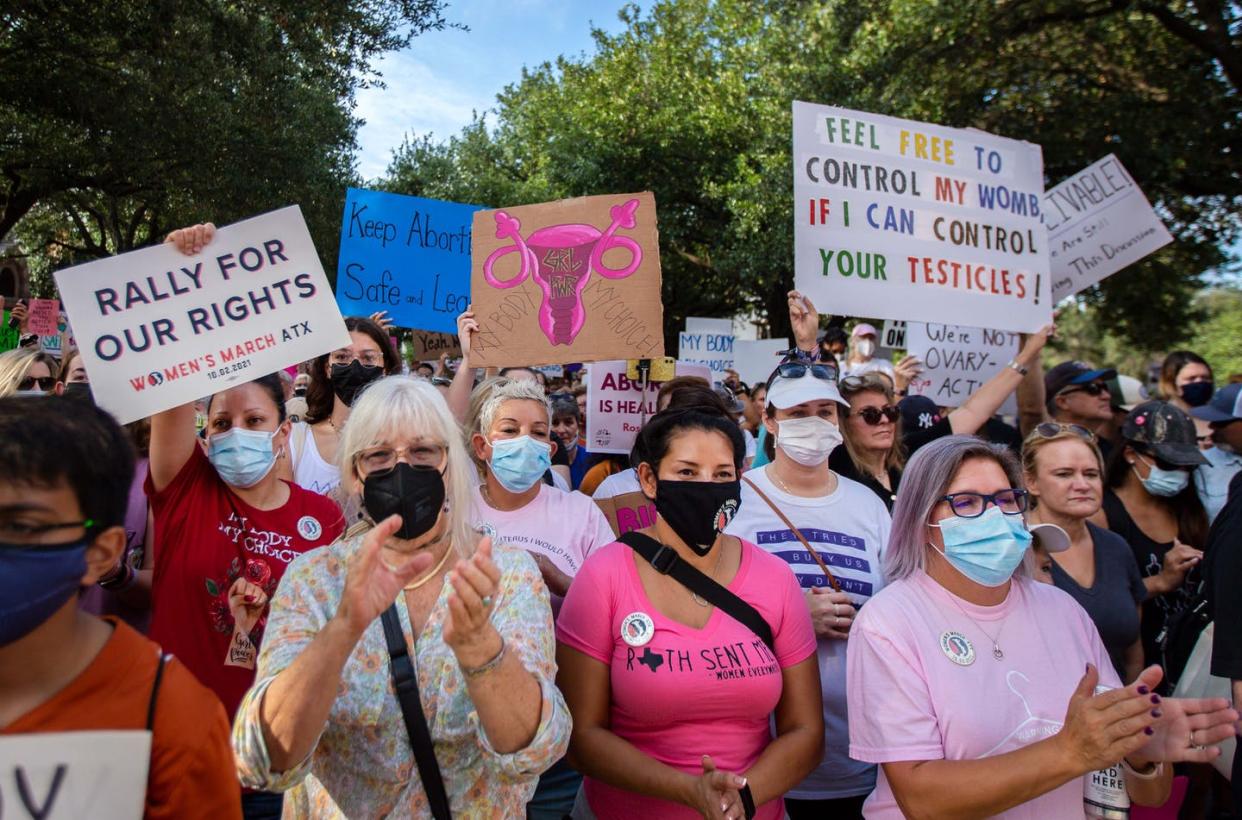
336, 188, 484, 332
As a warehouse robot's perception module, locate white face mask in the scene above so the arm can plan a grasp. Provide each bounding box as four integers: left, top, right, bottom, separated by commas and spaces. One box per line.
775, 416, 843, 466
855, 338, 876, 359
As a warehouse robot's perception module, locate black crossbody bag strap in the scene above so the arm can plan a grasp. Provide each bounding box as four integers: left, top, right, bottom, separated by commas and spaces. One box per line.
619, 532, 774, 653
380, 605, 452, 820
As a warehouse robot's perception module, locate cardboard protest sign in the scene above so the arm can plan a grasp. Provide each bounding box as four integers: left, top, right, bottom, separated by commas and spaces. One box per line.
793, 102, 1051, 332
732, 338, 789, 386
469, 192, 663, 367
409, 329, 462, 360
881, 319, 907, 350
904, 322, 1019, 414
25, 298, 60, 336
586, 359, 712, 455
678, 317, 734, 378
0, 730, 151, 819
55, 206, 350, 425
1042, 155, 1173, 302
597, 490, 657, 537
335, 188, 482, 332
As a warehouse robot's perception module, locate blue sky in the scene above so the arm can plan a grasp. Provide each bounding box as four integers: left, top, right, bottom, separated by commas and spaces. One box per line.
353, 0, 635, 180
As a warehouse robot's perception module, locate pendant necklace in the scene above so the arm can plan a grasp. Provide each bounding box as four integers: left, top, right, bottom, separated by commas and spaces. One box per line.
927, 583, 1009, 661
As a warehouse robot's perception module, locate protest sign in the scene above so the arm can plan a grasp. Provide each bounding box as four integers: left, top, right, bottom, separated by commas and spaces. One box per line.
0, 730, 152, 819
1042, 155, 1173, 302
469, 192, 663, 367
409, 329, 462, 360
679, 317, 734, 378
335, 188, 482, 333
586, 359, 711, 455
54, 206, 350, 425
0, 308, 21, 351
793, 102, 1051, 332
903, 321, 1019, 414
732, 338, 789, 386
533, 363, 564, 379
596, 489, 656, 537
26, 298, 60, 336
881, 319, 907, 350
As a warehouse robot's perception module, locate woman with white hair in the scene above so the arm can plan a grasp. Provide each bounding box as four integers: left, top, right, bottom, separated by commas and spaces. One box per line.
232, 376, 570, 817
846, 435, 1238, 818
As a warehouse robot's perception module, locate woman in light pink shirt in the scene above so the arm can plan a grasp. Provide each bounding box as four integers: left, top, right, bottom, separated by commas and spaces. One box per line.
846, 435, 1238, 819
557, 403, 823, 819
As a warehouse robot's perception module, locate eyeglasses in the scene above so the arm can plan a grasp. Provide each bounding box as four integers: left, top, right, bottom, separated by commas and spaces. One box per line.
1035, 422, 1096, 440
1059, 381, 1109, 398
941, 489, 1029, 518
18, 376, 55, 391
329, 351, 385, 368
855, 405, 901, 425
355, 443, 446, 474
768, 362, 838, 388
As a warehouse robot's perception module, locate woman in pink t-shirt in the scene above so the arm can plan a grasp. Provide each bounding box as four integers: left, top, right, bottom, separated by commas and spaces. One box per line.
557, 403, 823, 820
846, 435, 1238, 819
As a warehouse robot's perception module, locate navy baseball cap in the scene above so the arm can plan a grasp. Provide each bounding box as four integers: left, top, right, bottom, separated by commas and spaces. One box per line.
1045, 361, 1118, 397
898, 394, 941, 431
1190, 383, 1242, 424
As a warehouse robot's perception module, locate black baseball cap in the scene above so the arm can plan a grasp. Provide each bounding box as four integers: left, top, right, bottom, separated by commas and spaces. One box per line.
898, 394, 941, 431
1121, 400, 1208, 466
1045, 361, 1118, 397
1189, 383, 1242, 425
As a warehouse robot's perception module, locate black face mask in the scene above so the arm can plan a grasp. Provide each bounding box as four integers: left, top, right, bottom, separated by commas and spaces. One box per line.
650, 479, 741, 556
362, 463, 446, 540
293, 386, 307, 397
330, 361, 383, 407
62, 382, 95, 406
1181, 381, 1214, 408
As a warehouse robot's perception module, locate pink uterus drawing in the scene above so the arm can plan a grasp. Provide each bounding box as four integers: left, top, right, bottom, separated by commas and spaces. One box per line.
482, 198, 643, 345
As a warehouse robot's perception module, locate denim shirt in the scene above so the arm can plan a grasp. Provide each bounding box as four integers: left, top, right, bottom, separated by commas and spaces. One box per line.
1195, 446, 1242, 523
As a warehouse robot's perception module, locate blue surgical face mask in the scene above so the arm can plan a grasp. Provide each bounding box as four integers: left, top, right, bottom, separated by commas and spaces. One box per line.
208, 428, 279, 488
932, 505, 1032, 588
1134, 455, 1189, 497
489, 435, 552, 493
0, 539, 89, 646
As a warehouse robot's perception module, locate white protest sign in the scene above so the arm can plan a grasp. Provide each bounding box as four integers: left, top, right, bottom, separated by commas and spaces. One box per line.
881, 320, 907, 350
0, 730, 152, 819
904, 322, 1019, 414
1042, 154, 1173, 302
678, 317, 734, 378
793, 102, 1052, 332
55, 206, 350, 425
586, 360, 712, 454
732, 339, 789, 386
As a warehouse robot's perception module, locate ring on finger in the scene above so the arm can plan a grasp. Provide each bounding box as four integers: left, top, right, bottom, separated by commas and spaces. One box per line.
481, 595, 493, 608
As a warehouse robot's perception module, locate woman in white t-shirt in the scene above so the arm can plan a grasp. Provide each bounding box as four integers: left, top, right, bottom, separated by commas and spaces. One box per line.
725, 362, 889, 819
846, 435, 1237, 819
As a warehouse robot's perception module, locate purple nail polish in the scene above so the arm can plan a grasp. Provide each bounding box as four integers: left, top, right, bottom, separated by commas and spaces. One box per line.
1151, 695, 1161, 704
1151, 709, 1162, 718
1144, 727, 1154, 735
1137, 686, 1150, 695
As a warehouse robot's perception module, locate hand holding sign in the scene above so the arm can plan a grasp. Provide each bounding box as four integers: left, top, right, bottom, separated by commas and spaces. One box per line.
166, 223, 216, 254
787, 289, 819, 352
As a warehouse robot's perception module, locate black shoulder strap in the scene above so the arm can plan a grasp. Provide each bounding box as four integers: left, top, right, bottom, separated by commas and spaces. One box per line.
146, 651, 167, 732
620, 531, 774, 653
381, 606, 452, 820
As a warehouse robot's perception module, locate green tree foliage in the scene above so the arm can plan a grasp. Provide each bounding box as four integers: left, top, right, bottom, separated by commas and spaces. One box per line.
384, 0, 1238, 351
2, 0, 453, 288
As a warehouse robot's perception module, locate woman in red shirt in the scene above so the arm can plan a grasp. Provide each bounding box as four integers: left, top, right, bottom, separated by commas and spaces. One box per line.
148, 223, 344, 819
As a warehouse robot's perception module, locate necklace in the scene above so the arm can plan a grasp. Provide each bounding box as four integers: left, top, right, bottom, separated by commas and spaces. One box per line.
399, 543, 454, 590
690, 544, 726, 607
926, 580, 1010, 661
767, 464, 832, 498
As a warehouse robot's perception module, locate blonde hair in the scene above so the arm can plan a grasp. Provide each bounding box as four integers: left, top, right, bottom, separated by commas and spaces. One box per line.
1020, 427, 1104, 510
0, 348, 59, 397
839, 372, 906, 474
337, 376, 478, 557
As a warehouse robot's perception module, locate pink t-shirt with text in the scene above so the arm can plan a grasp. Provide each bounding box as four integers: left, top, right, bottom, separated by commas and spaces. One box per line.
847, 572, 1119, 819
557, 540, 817, 820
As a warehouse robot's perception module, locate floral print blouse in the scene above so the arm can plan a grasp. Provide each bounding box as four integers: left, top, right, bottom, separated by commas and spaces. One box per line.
233, 530, 571, 818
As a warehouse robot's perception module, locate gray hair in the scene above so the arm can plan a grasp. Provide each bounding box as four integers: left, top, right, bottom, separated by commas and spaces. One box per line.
885, 434, 1028, 581
477, 378, 551, 438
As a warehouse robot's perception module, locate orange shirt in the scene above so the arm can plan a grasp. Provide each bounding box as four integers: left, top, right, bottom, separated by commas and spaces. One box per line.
3, 618, 242, 819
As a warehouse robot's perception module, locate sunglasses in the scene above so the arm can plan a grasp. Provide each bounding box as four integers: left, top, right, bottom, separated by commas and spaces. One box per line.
18, 376, 55, 391
1059, 381, 1109, 398
1035, 422, 1095, 440
855, 405, 901, 425
767, 362, 837, 389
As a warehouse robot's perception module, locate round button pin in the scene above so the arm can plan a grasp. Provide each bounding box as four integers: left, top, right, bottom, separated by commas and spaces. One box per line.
621, 612, 655, 647
940, 631, 975, 666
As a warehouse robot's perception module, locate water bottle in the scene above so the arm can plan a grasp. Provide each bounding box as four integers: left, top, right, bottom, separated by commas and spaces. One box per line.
1083, 687, 1130, 818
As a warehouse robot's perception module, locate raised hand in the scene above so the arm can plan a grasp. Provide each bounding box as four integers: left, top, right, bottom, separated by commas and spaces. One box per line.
369, 310, 395, 331
334, 514, 435, 636
893, 354, 923, 393
1128, 665, 1238, 765
1017, 323, 1055, 366
457, 305, 480, 361
787, 290, 819, 352
1056, 663, 1166, 774
443, 535, 503, 669
165, 223, 216, 255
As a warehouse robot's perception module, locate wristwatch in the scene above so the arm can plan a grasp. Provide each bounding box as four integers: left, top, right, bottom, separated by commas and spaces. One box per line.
739, 782, 756, 819
1006, 359, 1028, 376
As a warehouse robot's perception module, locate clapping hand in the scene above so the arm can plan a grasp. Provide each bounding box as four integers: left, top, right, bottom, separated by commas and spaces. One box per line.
443, 535, 503, 668
335, 515, 434, 636
1128, 665, 1238, 766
